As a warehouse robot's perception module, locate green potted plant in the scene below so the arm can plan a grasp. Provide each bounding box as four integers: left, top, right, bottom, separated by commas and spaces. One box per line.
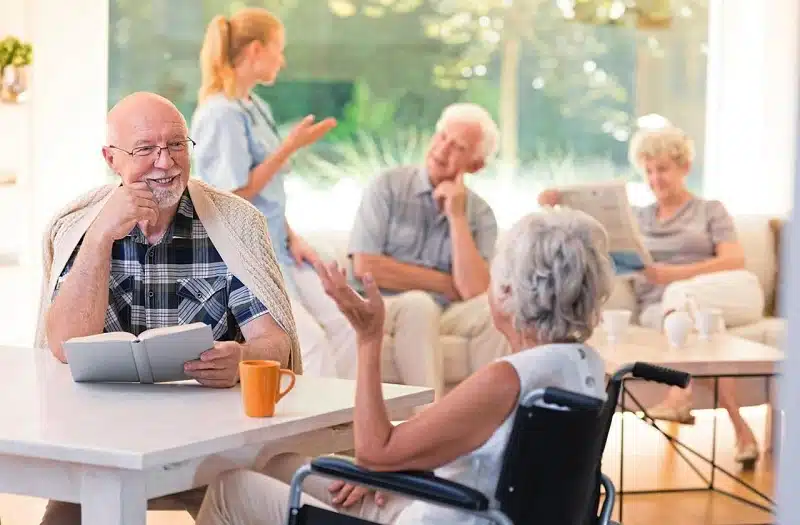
0, 35, 33, 103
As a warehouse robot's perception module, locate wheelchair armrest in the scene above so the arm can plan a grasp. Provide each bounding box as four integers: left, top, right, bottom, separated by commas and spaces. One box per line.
310, 456, 489, 511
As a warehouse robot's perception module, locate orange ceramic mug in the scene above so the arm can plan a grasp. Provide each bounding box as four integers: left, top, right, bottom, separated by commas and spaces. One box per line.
239, 360, 296, 417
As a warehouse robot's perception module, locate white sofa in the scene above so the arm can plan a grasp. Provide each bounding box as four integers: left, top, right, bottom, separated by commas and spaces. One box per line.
604, 214, 786, 410
603, 214, 786, 348
303, 214, 785, 405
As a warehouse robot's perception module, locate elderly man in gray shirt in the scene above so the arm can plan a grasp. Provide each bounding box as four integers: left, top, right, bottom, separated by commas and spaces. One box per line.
347, 103, 509, 399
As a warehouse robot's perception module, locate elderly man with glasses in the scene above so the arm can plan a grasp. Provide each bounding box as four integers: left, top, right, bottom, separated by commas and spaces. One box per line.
36, 90, 303, 524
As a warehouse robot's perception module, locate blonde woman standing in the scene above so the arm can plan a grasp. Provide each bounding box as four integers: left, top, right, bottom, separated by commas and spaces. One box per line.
191, 8, 354, 378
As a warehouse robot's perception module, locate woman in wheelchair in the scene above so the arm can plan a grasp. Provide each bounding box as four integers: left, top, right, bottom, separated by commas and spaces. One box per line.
195, 208, 616, 525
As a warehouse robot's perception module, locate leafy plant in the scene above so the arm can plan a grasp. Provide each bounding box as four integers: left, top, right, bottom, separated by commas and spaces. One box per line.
528, 142, 634, 185
290, 127, 433, 185
0, 36, 33, 72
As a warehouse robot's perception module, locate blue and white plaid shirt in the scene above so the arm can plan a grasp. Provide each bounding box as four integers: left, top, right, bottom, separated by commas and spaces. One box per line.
54, 190, 270, 341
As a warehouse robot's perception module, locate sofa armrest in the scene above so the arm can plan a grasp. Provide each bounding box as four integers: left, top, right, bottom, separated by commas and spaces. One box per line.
310, 456, 489, 511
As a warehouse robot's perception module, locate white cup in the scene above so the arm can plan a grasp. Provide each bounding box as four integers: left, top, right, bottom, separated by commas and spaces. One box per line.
664, 310, 693, 348
603, 309, 632, 342
696, 308, 723, 340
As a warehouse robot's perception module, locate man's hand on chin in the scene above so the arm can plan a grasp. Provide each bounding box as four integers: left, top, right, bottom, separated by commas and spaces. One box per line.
432, 174, 467, 219
183, 341, 243, 388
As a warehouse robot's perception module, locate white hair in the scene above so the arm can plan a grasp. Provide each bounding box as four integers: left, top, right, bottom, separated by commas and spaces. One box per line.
435, 103, 500, 161
628, 124, 695, 171
490, 209, 615, 343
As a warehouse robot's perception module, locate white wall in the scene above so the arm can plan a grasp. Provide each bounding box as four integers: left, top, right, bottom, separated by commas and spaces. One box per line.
0, 0, 28, 168
25, 0, 110, 268
0, 0, 31, 261
703, 0, 799, 216
0, 0, 109, 269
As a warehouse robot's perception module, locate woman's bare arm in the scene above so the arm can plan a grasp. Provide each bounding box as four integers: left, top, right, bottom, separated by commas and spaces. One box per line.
354, 341, 520, 472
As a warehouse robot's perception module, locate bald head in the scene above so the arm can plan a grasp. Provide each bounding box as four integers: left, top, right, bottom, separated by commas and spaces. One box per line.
106, 92, 187, 145
102, 91, 192, 210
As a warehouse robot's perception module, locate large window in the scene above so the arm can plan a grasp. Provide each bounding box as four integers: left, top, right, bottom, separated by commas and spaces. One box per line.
109, 0, 709, 230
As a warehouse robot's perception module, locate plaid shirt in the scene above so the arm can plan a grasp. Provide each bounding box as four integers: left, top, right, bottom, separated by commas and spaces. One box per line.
54, 191, 269, 341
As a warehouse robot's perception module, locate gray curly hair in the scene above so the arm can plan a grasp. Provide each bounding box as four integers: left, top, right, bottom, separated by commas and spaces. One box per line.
490, 209, 615, 343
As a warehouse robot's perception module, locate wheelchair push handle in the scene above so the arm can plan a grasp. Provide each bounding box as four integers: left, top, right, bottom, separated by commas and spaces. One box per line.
541, 387, 605, 411
632, 363, 691, 388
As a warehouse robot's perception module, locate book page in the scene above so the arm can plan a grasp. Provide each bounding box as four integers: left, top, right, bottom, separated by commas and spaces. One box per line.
63, 338, 140, 383
63, 331, 137, 343
141, 323, 214, 383
138, 322, 209, 341
555, 180, 653, 270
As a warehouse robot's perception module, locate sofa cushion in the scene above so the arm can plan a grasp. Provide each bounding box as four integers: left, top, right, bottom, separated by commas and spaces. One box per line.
728, 317, 786, 349
604, 277, 637, 312
733, 215, 778, 315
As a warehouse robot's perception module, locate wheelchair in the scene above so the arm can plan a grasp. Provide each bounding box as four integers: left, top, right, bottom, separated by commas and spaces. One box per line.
286, 362, 690, 525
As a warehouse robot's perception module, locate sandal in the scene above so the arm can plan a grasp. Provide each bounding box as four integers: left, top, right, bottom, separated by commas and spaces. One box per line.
735, 441, 760, 469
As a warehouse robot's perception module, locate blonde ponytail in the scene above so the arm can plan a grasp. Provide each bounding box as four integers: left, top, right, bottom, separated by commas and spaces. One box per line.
198, 8, 283, 104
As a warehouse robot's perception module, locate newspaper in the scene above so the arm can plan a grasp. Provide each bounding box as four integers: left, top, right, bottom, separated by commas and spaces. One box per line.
554, 180, 652, 275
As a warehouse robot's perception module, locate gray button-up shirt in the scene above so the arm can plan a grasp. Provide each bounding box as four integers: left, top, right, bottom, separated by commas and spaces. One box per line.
348, 165, 498, 305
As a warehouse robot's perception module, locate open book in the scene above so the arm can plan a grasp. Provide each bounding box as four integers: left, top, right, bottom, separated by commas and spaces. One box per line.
553, 180, 653, 276
63, 323, 214, 383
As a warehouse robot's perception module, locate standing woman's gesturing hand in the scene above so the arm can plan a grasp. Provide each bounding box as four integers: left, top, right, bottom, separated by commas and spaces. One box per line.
283, 115, 337, 152
315, 261, 385, 345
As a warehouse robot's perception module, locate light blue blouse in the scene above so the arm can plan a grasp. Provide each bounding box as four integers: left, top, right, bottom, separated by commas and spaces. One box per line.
190, 93, 296, 287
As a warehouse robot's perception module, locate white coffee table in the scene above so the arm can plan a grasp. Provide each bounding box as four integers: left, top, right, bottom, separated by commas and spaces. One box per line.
589, 325, 784, 377
589, 325, 783, 524
0, 346, 434, 525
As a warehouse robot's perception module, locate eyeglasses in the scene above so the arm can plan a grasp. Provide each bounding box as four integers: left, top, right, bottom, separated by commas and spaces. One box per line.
108, 138, 196, 159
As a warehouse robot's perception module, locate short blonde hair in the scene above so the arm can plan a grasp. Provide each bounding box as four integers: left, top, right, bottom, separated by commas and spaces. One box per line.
628, 125, 695, 171
198, 8, 283, 104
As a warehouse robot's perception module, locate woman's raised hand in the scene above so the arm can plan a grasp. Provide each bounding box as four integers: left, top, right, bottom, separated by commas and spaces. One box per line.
314, 261, 385, 344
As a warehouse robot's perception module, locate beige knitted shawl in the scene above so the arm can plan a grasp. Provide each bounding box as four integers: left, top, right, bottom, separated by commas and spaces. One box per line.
34, 178, 303, 374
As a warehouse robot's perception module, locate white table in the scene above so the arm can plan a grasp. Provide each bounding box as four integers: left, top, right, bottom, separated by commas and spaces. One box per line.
589, 325, 784, 377
0, 346, 433, 525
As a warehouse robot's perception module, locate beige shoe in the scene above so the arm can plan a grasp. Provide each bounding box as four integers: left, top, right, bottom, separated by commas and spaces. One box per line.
646, 402, 696, 425
735, 441, 760, 469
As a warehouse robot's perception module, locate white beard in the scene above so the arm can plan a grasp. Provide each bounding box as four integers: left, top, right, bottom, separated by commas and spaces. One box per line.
145, 170, 185, 208
152, 185, 183, 208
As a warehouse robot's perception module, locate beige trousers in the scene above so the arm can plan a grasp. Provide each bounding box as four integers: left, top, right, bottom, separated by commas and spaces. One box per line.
441, 293, 511, 374
380, 292, 509, 400
195, 453, 410, 525
638, 270, 766, 330
39, 488, 207, 525
382, 291, 444, 398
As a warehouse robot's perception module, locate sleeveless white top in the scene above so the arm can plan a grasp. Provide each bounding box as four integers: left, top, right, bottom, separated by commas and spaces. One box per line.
394, 343, 607, 525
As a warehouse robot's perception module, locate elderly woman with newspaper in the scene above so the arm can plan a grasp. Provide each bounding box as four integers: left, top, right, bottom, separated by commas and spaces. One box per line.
538, 124, 761, 466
